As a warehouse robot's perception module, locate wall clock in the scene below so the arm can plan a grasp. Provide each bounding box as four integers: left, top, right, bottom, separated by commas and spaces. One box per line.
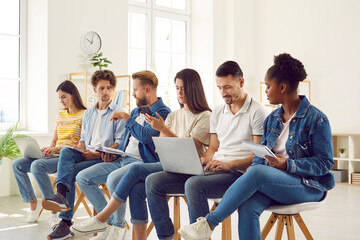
81, 31, 102, 54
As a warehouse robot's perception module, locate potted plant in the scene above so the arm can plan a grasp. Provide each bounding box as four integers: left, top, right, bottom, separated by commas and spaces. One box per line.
0, 124, 28, 196
89, 52, 112, 70
339, 148, 346, 158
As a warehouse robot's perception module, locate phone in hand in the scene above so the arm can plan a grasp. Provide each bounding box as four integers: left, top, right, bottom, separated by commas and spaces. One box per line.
140, 105, 152, 115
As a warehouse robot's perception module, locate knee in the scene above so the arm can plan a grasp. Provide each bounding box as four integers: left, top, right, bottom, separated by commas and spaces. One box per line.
184, 177, 203, 197
12, 157, 28, 173
145, 173, 162, 196
76, 170, 90, 187
247, 165, 272, 182
30, 160, 45, 174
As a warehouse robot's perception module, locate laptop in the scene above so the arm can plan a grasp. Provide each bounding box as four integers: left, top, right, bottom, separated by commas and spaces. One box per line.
152, 137, 217, 175
14, 138, 59, 159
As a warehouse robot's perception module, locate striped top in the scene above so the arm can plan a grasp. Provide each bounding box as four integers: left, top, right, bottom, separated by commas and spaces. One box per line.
54, 109, 86, 148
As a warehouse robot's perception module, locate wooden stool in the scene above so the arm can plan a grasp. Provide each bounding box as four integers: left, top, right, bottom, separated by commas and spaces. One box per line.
261, 193, 327, 240
141, 193, 187, 240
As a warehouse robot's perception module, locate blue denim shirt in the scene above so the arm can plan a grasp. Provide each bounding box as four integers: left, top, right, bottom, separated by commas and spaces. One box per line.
118, 97, 171, 163
252, 96, 335, 191
80, 101, 126, 147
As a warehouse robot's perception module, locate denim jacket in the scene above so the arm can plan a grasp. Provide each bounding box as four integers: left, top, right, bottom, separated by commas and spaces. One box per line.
118, 97, 171, 163
252, 96, 335, 191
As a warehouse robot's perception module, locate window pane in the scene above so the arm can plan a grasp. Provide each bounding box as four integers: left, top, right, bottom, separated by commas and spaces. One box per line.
155, 52, 171, 86
156, 0, 171, 8
0, 79, 19, 122
0, 0, 20, 35
156, 0, 186, 10
129, 49, 146, 74
172, 0, 186, 10
155, 17, 171, 52
172, 53, 186, 77
172, 20, 186, 53
0, 35, 19, 79
129, 12, 147, 49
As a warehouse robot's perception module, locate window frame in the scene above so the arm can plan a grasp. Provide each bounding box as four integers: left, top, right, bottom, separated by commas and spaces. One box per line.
0, 0, 27, 131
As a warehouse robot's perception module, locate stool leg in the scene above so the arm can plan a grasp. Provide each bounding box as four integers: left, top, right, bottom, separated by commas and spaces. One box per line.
173, 197, 181, 240
261, 213, 278, 240
221, 215, 232, 240
275, 215, 285, 240
285, 216, 295, 240
293, 214, 314, 240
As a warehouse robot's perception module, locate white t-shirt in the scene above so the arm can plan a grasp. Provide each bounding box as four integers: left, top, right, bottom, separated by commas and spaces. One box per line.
90, 109, 106, 147
210, 95, 269, 169
165, 108, 211, 154
273, 114, 295, 159
124, 113, 146, 159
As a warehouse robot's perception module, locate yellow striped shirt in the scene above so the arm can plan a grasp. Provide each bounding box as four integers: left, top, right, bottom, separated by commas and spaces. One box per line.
55, 109, 85, 147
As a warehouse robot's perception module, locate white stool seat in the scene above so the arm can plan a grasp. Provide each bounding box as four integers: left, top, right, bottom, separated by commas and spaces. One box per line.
266, 201, 323, 215
209, 198, 222, 203
167, 193, 185, 197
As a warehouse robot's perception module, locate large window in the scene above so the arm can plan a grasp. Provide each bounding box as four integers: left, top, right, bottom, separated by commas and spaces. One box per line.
0, 0, 25, 130
128, 0, 190, 110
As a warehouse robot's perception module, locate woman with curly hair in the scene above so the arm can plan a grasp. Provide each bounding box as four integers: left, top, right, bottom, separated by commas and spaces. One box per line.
178, 53, 335, 240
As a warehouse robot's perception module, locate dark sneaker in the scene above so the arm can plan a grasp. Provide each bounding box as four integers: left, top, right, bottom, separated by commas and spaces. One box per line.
47, 221, 74, 240
42, 193, 71, 213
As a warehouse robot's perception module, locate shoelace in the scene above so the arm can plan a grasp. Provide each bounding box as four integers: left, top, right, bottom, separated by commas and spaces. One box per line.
194, 217, 207, 231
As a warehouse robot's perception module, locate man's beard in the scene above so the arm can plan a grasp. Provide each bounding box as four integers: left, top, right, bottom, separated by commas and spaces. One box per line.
136, 97, 148, 107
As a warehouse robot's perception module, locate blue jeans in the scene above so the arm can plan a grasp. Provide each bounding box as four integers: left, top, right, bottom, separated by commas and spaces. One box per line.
76, 155, 142, 227
12, 156, 58, 202
205, 165, 325, 240
56, 147, 102, 220
145, 170, 242, 240
111, 162, 163, 225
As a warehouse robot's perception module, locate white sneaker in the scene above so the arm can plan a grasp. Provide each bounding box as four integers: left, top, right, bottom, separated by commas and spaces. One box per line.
105, 225, 128, 240
48, 213, 60, 229
26, 199, 43, 223
89, 226, 111, 240
178, 217, 213, 240
70, 216, 107, 235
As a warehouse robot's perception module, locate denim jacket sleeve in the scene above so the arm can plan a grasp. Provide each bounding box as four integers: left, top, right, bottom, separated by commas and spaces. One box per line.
125, 108, 170, 145
251, 117, 269, 166
287, 116, 334, 177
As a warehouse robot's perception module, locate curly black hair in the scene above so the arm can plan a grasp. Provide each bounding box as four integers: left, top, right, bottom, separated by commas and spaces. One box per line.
266, 53, 307, 93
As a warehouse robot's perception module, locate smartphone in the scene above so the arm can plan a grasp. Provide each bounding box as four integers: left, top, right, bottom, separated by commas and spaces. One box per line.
140, 105, 152, 115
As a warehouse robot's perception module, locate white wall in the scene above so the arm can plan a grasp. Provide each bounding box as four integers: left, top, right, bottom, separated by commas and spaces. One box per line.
27, 0, 128, 138
209, 0, 360, 133
253, 0, 360, 133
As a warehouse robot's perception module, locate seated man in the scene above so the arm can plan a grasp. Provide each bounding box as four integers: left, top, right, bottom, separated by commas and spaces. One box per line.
42, 70, 126, 240
72, 70, 171, 240
146, 61, 270, 240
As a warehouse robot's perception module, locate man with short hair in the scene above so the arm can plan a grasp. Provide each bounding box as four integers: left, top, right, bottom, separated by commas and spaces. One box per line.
42, 69, 126, 240
145, 61, 270, 240
72, 70, 171, 240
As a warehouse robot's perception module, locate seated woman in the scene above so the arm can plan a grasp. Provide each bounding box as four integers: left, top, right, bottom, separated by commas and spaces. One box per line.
71, 68, 211, 240
178, 53, 335, 240
12, 80, 86, 226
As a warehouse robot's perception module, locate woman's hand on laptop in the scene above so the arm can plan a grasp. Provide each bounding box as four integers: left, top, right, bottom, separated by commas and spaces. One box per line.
41, 146, 60, 157
204, 160, 232, 172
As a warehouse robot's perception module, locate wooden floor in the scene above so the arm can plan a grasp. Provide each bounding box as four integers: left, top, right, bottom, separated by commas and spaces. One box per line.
0, 184, 359, 240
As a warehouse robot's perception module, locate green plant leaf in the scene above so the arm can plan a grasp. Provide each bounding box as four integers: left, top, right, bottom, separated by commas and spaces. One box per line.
104, 59, 112, 63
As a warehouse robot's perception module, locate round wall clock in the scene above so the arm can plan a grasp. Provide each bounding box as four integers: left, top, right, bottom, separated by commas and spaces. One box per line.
81, 31, 102, 54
